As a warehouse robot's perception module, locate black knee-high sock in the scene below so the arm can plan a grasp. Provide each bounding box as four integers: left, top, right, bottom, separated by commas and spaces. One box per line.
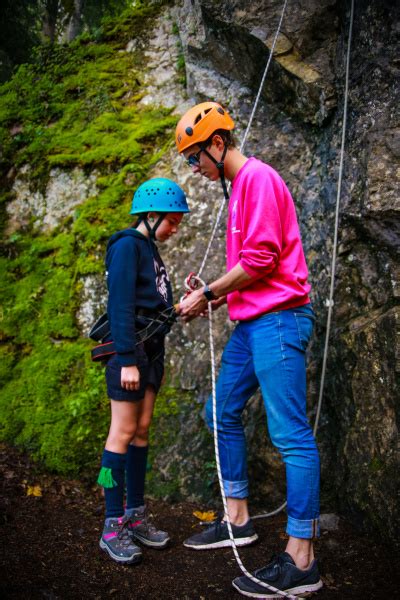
125, 445, 148, 510
98, 449, 126, 519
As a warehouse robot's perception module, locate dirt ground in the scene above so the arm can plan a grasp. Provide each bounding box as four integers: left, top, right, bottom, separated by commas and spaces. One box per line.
0, 444, 398, 600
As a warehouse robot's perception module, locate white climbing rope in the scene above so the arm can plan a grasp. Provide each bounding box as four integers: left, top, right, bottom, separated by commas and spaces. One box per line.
186, 0, 354, 594
198, 0, 288, 279
197, 2, 300, 597
183, 268, 296, 598
239, 0, 288, 154
207, 303, 299, 599
251, 0, 355, 521
313, 0, 354, 437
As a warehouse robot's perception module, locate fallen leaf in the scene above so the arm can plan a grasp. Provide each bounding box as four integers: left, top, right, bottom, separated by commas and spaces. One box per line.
27, 485, 42, 497
193, 510, 216, 522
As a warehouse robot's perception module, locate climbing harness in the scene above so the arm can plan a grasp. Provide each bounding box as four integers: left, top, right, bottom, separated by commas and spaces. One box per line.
180, 0, 355, 595
89, 306, 177, 362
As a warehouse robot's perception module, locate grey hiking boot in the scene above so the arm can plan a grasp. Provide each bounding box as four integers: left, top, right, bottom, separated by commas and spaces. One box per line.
183, 516, 258, 550
99, 516, 142, 564
126, 505, 170, 549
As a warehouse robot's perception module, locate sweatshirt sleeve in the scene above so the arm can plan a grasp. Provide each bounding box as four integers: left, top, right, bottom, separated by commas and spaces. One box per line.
106, 237, 139, 366
238, 167, 283, 279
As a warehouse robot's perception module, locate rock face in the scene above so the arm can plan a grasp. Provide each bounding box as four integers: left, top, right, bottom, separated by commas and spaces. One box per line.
163, 0, 399, 542
2, 0, 398, 544
7, 166, 98, 234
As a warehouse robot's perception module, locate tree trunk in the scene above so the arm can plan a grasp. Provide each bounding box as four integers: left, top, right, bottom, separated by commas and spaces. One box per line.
42, 0, 61, 43
66, 0, 84, 41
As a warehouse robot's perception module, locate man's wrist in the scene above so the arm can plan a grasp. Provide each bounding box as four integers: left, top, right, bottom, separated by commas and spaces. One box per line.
203, 284, 218, 301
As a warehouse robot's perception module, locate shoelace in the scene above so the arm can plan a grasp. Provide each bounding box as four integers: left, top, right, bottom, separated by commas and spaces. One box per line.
255, 554, 285, 582
207, 512, 225, 538
117, 516, 135, 546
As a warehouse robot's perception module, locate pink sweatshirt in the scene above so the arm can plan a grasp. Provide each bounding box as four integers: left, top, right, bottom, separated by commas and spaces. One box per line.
227, 157, 311, 321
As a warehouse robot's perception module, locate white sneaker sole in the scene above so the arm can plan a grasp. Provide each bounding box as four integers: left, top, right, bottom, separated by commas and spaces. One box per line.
99, 539, 142, 564
184, 533, 258, 550
133, 533, 170, 549
232, 578, 323, 598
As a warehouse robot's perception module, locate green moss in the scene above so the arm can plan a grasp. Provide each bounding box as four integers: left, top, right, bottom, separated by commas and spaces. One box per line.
146, 386, 216, 502
173, 22, 187, 87
368, 457, 383, 473
0, 340, 108, 473
0, 2, 181, 479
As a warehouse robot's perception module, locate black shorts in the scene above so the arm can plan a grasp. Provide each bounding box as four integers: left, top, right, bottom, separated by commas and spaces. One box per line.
105, 337, 165, 402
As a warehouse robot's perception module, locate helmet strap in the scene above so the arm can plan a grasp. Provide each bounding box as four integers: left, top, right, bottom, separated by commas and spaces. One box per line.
140, 213, 165, 240
202, 143, 230, 200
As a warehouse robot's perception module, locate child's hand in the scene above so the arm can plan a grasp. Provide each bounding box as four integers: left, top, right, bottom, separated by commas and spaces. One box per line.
121, 365, 140, 391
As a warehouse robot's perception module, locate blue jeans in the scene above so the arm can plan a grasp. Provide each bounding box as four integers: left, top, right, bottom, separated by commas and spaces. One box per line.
206, 305, 320, 539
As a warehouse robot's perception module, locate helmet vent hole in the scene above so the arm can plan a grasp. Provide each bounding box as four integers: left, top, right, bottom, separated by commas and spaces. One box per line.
204, 108, 212, 115
194, 114, 202, 125
217, 107, 225, 115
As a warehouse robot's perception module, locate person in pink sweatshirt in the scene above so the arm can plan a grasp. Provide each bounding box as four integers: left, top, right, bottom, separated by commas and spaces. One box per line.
175, 102, 322, 599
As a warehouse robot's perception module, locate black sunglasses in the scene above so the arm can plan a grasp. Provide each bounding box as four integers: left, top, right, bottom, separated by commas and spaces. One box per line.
186, 148, 205, 167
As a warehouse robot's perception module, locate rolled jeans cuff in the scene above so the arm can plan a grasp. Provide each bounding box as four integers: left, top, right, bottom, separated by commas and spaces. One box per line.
286, 516, 320, 539
223, 479, 248, 499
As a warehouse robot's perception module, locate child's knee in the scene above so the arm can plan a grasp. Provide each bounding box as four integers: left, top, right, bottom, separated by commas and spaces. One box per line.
109, 421, 136, 446
134, 424, 150, 444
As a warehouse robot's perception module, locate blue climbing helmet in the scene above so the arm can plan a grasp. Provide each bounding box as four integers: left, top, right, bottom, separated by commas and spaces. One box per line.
130, 177, 190, 215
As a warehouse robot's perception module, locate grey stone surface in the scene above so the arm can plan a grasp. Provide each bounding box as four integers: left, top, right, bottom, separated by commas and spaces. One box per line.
7, 166, 98, 233
5, 0, 398, 542
170, 0, 400, 542
76, 274, 108, 336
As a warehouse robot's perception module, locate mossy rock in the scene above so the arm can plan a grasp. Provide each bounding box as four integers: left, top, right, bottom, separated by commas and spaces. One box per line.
0, 2, 182, 485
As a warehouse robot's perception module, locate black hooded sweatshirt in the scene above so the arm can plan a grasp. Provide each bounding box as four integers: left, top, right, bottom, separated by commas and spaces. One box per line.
105, 228, 173, 366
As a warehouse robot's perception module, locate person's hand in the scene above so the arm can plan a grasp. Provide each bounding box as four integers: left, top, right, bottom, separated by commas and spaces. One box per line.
179, 288, 209, 322
121, 365, 140, 391
199, 296, 227, 318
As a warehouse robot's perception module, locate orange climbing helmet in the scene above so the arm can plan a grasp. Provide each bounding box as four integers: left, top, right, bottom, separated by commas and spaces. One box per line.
175, 101, 235, 153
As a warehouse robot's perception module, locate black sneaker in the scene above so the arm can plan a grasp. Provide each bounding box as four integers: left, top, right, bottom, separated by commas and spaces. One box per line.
232, 552, 323, 598
183, 517, 258, 550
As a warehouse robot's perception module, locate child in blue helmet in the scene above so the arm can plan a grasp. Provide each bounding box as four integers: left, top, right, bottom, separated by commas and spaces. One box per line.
97, 177, 190, 564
